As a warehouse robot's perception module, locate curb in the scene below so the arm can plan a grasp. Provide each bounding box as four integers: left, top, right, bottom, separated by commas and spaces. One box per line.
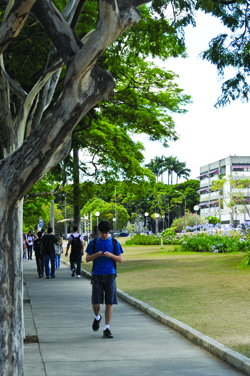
62, 260, 250, 376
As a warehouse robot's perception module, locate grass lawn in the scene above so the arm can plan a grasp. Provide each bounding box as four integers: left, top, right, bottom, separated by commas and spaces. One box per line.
62, 238, 250, 358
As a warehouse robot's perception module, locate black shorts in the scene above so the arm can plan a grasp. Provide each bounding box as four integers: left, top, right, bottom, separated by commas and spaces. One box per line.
92, 274, 118, 305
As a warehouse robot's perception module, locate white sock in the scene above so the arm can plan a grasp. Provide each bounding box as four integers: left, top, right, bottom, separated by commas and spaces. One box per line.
104, 325, 109, 330
95, 315, 100, 321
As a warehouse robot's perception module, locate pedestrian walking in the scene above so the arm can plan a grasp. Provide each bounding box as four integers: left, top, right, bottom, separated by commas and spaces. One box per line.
23, 234, 28, 262
65, 226, 84, 278
41, 227, 59, 279
85, 220, 123, 339
34, 231, 44, 278
27, 231, 34, 260
55, 233, 63, 269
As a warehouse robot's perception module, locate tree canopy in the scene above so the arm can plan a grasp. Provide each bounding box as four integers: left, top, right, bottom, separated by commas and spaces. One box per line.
197, 0, 250, 107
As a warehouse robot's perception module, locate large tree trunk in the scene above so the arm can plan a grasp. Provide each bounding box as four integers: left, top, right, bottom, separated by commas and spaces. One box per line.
0, 201, 24, 376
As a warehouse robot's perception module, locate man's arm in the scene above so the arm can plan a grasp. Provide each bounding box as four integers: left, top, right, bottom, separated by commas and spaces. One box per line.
103, 253, 122, 263
85, 251, 104, 263
40, 240, 44, 255
65, 239, 71, 257
81, 240, 84, 255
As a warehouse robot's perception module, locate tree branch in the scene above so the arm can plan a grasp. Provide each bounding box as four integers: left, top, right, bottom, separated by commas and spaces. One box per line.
211, 0, 239, 4
0, 56, 16, 156
70, 0, 87, 30
66, 0, 141, 83
31, 0, 83, 65
8, 74, 27, 101
0, 0, 37, 55
16, 60, 64, 142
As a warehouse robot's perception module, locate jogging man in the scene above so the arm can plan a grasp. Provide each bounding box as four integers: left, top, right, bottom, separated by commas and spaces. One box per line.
65, 226, 84, 278
85, 220, 123, 338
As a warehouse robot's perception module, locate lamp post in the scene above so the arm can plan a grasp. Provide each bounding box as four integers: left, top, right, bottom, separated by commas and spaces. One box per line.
155, 213, 159, 233
168, 201, 170, 229
175, 190, 186, 221
113, 217, 116, 232
194, 205, 199, 227
145, 212, 149, 233
64, 192, 67, 236
95, 211, 100, 226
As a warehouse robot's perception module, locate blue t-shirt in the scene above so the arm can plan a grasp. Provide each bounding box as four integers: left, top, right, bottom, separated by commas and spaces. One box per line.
86, 236, 123, 275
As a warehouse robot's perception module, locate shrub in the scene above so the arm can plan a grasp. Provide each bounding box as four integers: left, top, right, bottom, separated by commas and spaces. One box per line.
180, 233, 250, 253
205, 216, 221, 225
171, 212, 207, 233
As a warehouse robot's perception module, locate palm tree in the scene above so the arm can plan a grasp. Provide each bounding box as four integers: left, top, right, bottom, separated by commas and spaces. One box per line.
146, 155, 191, 184
175, 162, 191, 183
160, 156, 177, 184
145, 156, 164, 181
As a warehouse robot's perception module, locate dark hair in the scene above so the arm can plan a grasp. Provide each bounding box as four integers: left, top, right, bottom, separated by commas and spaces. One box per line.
73, 225, 78, 232
98, 220, 111, 233
37, 231, 42, 238
48, 227, 53, 233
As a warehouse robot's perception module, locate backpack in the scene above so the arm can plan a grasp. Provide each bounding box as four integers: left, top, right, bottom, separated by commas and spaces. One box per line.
43, 234, 55, 255
54, 244, 62, 256
70, 234, 82, 262
92, 237, 117, 275
34, 238, 43, 254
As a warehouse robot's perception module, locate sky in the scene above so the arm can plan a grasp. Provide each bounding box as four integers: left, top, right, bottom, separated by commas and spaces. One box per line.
135, 11, 250, 183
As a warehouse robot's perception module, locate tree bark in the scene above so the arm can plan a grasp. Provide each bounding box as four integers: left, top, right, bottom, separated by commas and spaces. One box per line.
0, 201, 24, 376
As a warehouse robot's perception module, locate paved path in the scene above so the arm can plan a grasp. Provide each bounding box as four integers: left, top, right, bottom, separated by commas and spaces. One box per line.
23, 259, 245, 376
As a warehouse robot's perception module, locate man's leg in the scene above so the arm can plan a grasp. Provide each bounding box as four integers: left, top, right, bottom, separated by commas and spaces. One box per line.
93, 304, 100, 316
50, 254, 55, 277
105, 304, 113, 325
28, 246, 31, 260
40, 255, 44, 276
103, 275, 117, 338
35, 254, 41, 276
44, 255, 50, 277
76, 253, 82, 276
92, 275, 103, 332
71, 260, 76, 276
92, 304, 102, 331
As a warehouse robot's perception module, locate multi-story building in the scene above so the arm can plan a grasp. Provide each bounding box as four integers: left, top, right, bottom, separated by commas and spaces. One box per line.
198, 156, 250, 225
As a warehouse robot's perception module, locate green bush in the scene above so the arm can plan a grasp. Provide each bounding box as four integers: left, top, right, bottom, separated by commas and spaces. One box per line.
171, 212, 207, 233
125, 232, 250, 254
180, 234, 250, 253
125, 235, 161, 245
205, 216, 221, 225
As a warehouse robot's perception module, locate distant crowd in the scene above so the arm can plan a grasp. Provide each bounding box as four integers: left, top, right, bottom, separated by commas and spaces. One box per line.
23, 228, 64, 278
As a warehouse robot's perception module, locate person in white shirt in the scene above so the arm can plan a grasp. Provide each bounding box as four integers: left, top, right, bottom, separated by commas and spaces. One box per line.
27, 231, 34, 260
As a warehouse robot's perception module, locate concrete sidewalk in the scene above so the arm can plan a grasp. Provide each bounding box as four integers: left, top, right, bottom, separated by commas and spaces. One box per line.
23, 259, 246, 376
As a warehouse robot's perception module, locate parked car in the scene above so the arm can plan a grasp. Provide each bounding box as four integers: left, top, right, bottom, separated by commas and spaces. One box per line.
119, 232, 129, 237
